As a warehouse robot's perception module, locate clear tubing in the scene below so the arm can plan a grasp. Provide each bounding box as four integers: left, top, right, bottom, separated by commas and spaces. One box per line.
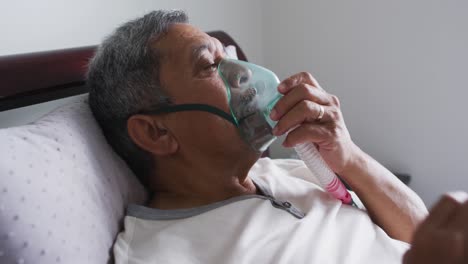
294, 143, 353, 205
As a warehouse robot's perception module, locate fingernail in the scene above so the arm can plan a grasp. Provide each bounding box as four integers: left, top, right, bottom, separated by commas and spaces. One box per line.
278, 84, 285, 93
270, 109, 277, 120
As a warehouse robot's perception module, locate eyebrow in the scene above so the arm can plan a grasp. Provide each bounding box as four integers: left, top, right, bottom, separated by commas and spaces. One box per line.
190, 41, 227, 64
191, 43, 211, 64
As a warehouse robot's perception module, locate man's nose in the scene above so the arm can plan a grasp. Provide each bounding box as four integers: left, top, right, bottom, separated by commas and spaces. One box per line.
220, 60, 252, 88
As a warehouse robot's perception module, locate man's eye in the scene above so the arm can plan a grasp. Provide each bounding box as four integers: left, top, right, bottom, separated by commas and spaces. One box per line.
205, 63, 219, 71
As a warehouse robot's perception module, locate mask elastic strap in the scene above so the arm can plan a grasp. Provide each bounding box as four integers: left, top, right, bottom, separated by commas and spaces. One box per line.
140, 104, 238, 127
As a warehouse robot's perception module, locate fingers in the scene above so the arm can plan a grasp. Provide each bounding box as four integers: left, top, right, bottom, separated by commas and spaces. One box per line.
272, 101, 329, 136
270, 72, 344, 147
277, 72, 322, 94
270, 83, 331, 122
423, 193, 466, 229
447, 201, 468, 264
428, 231, 464, 263
281, 124, 333, 148
404, 229, 465, 264
446, 200, 468, 232
405, 192, 468, 264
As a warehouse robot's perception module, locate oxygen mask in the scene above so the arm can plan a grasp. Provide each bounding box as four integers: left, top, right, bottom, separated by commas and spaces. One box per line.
218, 58, 282, 152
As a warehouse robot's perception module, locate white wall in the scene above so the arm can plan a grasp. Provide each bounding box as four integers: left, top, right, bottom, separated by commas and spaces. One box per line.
263, 0, 468, 206
0, 0, 264, 126
0, 0, 264, 63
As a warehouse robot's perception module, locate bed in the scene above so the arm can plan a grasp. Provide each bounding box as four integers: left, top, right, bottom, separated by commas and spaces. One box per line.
0, 31, 266, 264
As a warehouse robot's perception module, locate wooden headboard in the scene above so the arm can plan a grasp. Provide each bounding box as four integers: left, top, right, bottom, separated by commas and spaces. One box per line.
0, 31, 247, 112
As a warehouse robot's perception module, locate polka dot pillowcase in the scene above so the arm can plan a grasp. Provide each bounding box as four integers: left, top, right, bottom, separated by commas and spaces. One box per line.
0, 98, 148, 264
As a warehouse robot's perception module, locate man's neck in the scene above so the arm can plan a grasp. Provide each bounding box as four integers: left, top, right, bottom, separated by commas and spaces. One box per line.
148, 153, 260, 210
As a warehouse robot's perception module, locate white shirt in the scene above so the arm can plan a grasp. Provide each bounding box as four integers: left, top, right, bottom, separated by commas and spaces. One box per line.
114, 158, 409, 264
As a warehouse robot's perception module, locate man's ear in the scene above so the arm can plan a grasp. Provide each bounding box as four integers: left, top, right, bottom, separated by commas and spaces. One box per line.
127, 114, 178, 156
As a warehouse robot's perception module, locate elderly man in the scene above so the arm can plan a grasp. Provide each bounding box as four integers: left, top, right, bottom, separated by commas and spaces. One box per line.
87, 10, 428, 264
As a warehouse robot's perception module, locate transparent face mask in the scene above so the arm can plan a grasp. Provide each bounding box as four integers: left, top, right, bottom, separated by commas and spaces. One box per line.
218, 58, 283, 152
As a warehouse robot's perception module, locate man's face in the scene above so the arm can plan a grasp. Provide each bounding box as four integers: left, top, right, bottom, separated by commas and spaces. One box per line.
153, 23, 257, 158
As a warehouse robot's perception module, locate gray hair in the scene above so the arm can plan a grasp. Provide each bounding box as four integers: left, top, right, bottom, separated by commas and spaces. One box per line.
87, 10, 189, 187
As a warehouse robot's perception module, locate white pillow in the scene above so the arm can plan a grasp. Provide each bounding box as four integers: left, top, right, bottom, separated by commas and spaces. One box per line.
0, 97, 148, 264
225, 45, 238, 59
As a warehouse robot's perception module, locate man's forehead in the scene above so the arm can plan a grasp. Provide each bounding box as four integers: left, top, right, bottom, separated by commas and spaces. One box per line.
154, 24, 221, 62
